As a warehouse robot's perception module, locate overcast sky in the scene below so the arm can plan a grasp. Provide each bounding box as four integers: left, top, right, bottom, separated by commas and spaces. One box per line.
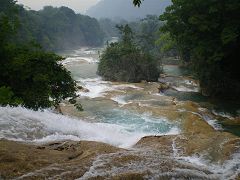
17, 0, 100, 13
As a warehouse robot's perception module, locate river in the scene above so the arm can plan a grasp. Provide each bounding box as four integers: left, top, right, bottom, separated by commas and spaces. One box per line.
0, 46, 239, 179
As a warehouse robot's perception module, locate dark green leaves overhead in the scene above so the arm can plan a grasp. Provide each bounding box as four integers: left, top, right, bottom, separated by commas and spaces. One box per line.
133, 0, 143, 7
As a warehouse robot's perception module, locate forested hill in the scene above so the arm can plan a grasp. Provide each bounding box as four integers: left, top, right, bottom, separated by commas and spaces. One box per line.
86, 0, 171, 21
16, 5, 105, 51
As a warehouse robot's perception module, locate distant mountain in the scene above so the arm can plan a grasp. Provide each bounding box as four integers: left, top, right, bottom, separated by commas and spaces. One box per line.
86, 0, 171, 21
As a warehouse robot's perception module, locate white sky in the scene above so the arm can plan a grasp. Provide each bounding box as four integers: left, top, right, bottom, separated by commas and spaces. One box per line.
17, 0, 100, 13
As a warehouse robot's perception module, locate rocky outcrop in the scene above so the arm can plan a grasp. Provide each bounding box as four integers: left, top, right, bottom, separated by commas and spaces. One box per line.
77, 85, 90, 92
158, 82, 170, 93
0, 140, 120, 179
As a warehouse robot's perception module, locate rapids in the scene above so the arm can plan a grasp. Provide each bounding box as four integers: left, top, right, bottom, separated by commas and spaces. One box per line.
0, 106, 179, 148
0, 46, 240, 179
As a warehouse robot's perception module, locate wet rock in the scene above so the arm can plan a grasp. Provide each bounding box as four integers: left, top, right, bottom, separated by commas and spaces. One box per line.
77, 85, 84, 90
0, 140, 120, 179
160, 73, 167, 78
140, 80, 148, 83
82, 88, 90, 93
51, 69, 239, 179
77, 85, 89, 92
36, 146, 45, 150
135, 135, 174, 156
112, 172, 146, 180
136, 132, 240, 164
158, 83, 169, 93
68, 152, 83, 160
53, 105, 63, 114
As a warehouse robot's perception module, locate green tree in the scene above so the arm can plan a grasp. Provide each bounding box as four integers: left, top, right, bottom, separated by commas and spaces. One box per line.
98, 25, 160, 82
14, 5, 105, 51
160, 0, 240, 98
133, 0, 240, 99
155, 32, 177, 57
0, 0, 80, 110
129, 15, 166, 58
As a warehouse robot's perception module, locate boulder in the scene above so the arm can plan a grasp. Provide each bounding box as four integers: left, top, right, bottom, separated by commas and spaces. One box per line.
158, 83, 169, 93
77, 86, 90, 92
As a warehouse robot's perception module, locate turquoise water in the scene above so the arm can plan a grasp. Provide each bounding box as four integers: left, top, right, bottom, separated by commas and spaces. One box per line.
95, 109, 177, 134
62, 48, 239, 137
77, 98, 178, 136
59, 48, 180, 140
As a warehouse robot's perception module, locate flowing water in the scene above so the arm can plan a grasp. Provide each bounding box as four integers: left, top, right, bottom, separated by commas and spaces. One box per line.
1, 46, 240, 179
0, 47, 180, 147
163, 65, 240, 136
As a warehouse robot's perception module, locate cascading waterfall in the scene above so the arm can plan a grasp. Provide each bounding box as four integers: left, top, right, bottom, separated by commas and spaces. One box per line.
1, 47, 239, 179
0, 106, 179, 148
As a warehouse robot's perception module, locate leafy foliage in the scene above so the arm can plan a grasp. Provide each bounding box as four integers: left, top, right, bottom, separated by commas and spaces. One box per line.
0, 86, 22, 106
155, 32, 177, 56
133, 0, 144, 7
98, 25, 160, 82
160, 0, 240, 99
15, 5, 104, 51
0, 0, 79, 110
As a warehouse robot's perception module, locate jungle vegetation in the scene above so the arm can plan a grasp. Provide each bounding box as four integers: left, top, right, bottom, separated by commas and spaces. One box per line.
0, 0, 82, 110
134, 0, 240, 99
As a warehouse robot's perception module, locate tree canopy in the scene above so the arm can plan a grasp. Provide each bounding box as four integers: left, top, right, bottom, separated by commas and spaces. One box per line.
15, 5, 104, 51
98, 24, 160, 82
134, 0, 240, 99
160, 0, 240, 98
0, 0, 80, 110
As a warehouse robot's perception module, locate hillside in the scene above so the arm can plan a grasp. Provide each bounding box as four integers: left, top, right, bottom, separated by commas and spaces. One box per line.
86, 0, 171, 21
16, 6, 105, 51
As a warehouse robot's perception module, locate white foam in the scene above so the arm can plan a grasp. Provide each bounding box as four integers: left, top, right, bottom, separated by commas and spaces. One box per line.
62, 56, 98, 65
184, 80, 198, 86
80, 57, 99, 63
172, 137, 240, 180
174, 152, 240, 180
111, 84, 142, 90
179, 156, 209, 167
200, 113, 223, 130
111, 95, 129, 106
186, 111, 223, 131
84, 50, 97, 55
80, 143, 240, 180
76, 78, 142, 99
0, 106, 179, 148
172, 85, 199, 92
212, 110, 234, 120
198, 108, 207, 112
76, 77, 111, 98
152, 93, 164, 96
73, 47, 88, 53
